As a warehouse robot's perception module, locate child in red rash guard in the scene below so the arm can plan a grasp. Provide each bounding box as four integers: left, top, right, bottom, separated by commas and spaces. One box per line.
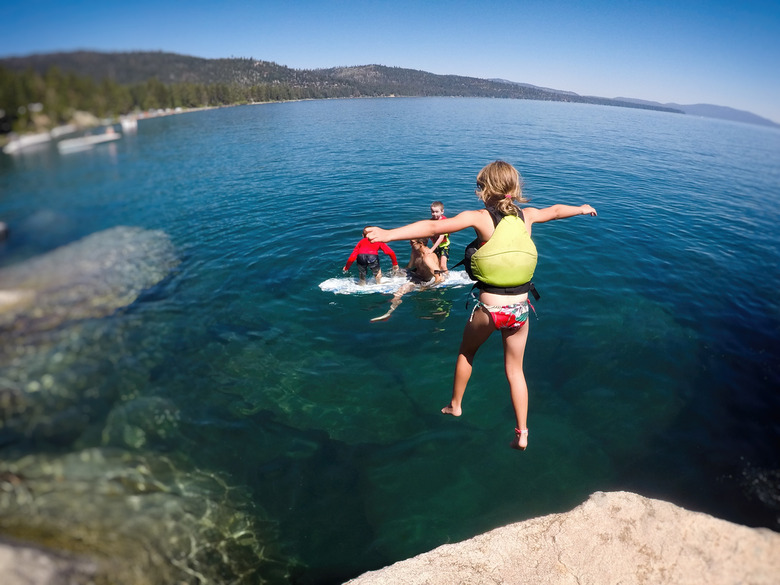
343, 227, 399, 284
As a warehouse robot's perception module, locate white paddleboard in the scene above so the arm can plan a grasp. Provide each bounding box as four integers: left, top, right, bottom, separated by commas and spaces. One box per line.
319, 270, 473, 295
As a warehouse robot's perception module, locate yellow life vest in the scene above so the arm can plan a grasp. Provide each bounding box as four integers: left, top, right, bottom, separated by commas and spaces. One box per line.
469, 214, 537, 288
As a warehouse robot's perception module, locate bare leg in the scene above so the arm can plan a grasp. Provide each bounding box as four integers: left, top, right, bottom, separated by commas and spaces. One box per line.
502, 322, 530, 450
442, 307, 494, 416
375, 268, 383, 284
370, 282, 416, 322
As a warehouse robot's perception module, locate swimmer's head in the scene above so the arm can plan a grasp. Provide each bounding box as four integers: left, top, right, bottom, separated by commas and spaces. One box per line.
476, 160, 527, 216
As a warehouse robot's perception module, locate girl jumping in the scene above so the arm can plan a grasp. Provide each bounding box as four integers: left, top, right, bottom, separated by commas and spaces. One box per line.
366, 161, 596, 450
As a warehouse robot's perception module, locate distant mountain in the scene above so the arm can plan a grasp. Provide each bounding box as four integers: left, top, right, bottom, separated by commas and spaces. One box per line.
616, 97, 779, 128
489, 79, 579, 97
315, 64, 682, 113
492, 81, 777, 128
0, 51, 663, 110
476, 80, 777, 129
0, 50, 311, 86
5, 50, 771, 126
0, 51, 684, 115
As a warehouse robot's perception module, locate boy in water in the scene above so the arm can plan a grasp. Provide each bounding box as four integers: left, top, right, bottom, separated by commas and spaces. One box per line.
370, 239, 444, 322
428, 201, 450, 274
407, 238, 446, 285
343, 227, 399, 284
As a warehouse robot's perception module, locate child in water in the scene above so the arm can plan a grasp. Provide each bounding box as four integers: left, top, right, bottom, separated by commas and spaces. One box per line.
407, 238, 446, 285
371, 239, 445, 322
428, 201, 450, 273
343, 227, 399, 284
366, 161, 596, 450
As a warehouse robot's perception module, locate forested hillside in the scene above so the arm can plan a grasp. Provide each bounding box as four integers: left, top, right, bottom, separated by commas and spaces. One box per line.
0, 50, 681, 136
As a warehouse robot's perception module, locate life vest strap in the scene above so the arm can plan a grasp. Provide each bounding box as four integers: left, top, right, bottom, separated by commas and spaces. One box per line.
476, 281, 540, 300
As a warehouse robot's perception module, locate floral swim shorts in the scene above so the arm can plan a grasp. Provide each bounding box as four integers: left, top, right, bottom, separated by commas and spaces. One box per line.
471, 299, 532, 330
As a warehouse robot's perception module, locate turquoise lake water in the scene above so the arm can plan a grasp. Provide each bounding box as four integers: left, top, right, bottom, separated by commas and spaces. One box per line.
1, 97, 779, 583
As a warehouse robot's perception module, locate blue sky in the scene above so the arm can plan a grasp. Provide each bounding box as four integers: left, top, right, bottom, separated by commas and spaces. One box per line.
4, 0, 780, 123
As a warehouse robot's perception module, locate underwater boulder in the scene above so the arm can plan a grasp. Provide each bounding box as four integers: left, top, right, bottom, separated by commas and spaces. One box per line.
0, 448, 292, 584
0, 319, 161, 447
0, 225, 179, 336
0, 227, 179, 446
101, 396, 182, 450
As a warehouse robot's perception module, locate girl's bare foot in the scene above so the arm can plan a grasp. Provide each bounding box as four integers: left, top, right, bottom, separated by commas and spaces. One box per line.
441, 404, 462, 416
511, 428, 528, 450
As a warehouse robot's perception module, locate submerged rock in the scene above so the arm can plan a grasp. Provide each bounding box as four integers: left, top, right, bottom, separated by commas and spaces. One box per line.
0, 538, 98, 585
0, 225, 179, 336
0, 448, 291, 584
0, 223, 291, 582
101, 395, 182, 450
0, 226, 179, 446
0, 319, 159, 446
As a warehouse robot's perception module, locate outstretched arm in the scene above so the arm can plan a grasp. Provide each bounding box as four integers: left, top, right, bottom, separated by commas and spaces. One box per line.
366, 210, 491, 243
524, 204, 596, 226
366, 219, 440, 244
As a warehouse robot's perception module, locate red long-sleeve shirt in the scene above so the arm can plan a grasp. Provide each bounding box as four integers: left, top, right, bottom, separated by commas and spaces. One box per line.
344, 238, 398, 270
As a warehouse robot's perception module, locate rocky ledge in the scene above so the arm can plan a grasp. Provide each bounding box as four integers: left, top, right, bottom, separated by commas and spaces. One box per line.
346, 491, 780, 585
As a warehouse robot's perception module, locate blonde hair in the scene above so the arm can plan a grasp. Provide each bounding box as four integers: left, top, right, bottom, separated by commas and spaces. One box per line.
430, 201, 444, 210
475, 160, 527, 216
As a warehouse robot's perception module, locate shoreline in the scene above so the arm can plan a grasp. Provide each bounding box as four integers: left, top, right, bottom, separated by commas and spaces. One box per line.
0, 105, 220, 153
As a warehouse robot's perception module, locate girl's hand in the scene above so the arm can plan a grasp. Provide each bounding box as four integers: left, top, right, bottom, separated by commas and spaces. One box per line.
581, 205, 597, 216
365, 226, 387, 242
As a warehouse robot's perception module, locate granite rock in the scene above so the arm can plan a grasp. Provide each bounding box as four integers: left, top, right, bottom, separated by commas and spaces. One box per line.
345, 491, 780, 585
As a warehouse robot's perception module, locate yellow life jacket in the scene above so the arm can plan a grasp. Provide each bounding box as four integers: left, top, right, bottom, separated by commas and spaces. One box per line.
459, 209, 539, 297
471, 214, 537, 286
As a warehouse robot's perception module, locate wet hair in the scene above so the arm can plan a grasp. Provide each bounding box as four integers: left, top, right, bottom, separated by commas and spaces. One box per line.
475, 160, 527, 216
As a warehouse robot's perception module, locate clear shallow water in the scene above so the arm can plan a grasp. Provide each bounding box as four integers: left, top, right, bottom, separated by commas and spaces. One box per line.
1, 98, 779, 583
